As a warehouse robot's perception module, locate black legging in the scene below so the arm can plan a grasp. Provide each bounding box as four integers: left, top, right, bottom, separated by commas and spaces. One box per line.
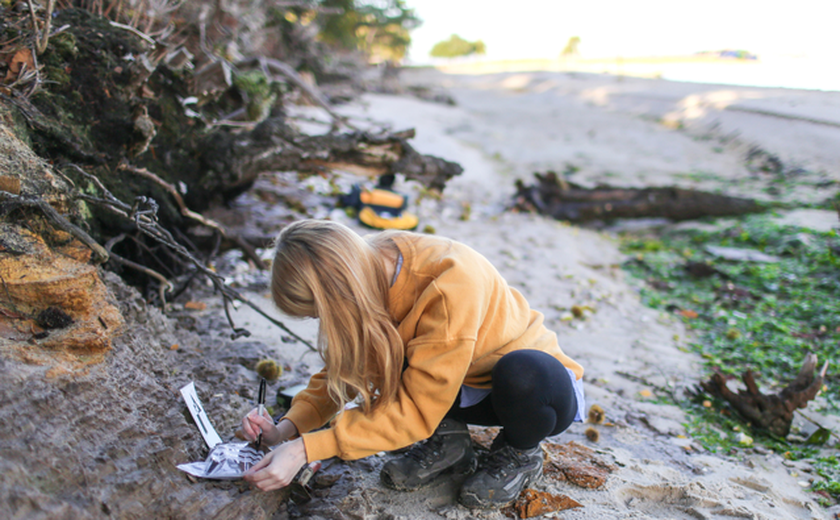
445, 349, 578, 450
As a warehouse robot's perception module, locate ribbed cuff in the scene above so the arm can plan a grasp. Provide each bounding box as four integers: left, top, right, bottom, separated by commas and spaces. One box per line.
301, 428, 340, 462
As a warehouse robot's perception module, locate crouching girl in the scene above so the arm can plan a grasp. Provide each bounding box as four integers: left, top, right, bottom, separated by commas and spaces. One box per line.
241, 219, 584, 508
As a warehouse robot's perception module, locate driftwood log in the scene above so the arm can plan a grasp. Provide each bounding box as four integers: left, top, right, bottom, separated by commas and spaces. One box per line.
514, 171, 762, 222
199, 122, 462, 205
700, 353, 829, 438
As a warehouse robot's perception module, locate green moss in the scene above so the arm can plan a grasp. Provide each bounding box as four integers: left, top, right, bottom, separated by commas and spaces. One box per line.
77, 199, 93, 221
50, 32, 78, 59
3, 105, 34, 148
233, 70, 278, 122
44, 66, 72, 87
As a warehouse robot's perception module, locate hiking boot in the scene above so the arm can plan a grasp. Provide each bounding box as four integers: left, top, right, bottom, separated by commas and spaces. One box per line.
458, 433, 543, 508
380, 418, 477, 491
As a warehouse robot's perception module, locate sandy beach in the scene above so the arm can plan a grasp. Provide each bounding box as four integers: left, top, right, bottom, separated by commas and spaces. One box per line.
215, 68, 840, 519
7, 3, 840, 518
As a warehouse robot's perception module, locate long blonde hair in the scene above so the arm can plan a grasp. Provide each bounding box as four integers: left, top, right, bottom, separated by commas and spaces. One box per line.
270, 220, 404, 413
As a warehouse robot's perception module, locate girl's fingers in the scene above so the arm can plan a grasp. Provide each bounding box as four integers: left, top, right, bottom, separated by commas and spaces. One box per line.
241, 417, 257, 440
244, 452, 272, 478
243, 447, 301, 491
246, 467, 286, 491
252, 414, 271, 429
242, 408, 273, 441
252, 469, 291, 490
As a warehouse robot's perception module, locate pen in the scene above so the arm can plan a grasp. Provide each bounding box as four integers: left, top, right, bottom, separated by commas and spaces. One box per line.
257, 377, 266, 448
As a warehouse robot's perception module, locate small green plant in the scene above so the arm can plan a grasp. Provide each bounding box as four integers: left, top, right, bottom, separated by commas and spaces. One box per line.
814, 456, 840, 497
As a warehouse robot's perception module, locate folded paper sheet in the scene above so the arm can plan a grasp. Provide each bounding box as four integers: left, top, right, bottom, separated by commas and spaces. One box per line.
177, 381, 265, 479
177, 441, 266, 480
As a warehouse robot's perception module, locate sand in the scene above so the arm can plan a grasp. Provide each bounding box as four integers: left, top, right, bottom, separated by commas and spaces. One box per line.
230, 68, 840, 519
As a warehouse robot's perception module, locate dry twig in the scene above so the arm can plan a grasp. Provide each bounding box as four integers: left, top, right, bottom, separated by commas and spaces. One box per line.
0, 192, 109, 264
118, 162, 267, 269
28, 0, 56, 55
66, 165, 313, 348
105, 234, 173, 305
109, 21, 156, 47
250, 57, 356, 130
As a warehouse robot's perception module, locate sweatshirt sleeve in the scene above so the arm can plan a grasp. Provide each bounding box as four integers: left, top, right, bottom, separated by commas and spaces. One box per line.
301, 280, 481, 462
283, 368, 341, 436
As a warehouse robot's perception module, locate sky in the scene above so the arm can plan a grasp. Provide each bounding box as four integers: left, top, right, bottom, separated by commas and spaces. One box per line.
403, 0, 840, 63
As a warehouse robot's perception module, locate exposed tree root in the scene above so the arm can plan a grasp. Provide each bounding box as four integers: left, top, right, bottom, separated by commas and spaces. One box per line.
72, 167, 314, 349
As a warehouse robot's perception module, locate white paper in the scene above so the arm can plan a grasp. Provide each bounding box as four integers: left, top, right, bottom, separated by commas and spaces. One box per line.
177, 442, 265, 480
180, 381, 223, 448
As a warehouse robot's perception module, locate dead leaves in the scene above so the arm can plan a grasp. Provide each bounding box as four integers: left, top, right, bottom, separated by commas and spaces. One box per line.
183, 301, 207, 311
542, 441, 616, 489
2, 48, 35, 85
504, 489, 582, 518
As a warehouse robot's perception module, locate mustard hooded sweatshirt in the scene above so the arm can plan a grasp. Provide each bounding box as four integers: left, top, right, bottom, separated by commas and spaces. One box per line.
282, 232, 583, 462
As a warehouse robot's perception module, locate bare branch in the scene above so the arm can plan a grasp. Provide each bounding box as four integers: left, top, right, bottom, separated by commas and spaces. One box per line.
29, 0, 56, 55
39, 0, 56, 55
69, 165, 313, 349
105, 235, 173, 305
245, 57, 357, 130
118, 162, 267, 270
109, 21, 156, 47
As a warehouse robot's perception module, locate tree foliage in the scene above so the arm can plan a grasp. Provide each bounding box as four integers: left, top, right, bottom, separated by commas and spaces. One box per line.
318, 0, 422, 62
562, 36, 581, 56
429, 34, 486, 58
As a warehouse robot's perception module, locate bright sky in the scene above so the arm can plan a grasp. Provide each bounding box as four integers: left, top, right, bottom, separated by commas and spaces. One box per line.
404, 0, 840, 62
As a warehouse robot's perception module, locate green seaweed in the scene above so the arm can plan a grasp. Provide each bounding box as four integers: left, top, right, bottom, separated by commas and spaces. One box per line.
620, 213, 840, 498
621, 214, 840, 398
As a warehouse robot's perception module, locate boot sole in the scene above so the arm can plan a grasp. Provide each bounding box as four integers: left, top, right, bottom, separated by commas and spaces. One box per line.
382, 453, 478, 492
458, 468, 541, 509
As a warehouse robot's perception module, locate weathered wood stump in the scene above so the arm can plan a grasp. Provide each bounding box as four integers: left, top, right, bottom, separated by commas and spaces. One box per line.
700, 353, 828, 437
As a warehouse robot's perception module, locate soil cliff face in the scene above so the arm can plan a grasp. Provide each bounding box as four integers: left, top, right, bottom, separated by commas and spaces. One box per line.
0, 6, 458, 518
0, 271, 288, 519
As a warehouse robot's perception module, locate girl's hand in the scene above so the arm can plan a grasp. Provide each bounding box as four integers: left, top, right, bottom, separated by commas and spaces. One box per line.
241, 408, 283, 446
244, 437, 307, 491
242, 411, 299, 447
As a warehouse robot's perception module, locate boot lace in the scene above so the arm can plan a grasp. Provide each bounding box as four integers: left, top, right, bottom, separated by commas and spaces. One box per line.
483, 445, 528, 478
405, 435, 444, 469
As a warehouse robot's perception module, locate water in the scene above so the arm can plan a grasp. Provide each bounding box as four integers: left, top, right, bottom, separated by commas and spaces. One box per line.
657, 57, 840, 92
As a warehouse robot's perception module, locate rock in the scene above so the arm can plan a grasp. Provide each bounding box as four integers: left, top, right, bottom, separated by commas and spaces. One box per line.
705, 246, 780, 263
0, 273, 290, 519
0, 224, 125, 362
735, 432, 754, 446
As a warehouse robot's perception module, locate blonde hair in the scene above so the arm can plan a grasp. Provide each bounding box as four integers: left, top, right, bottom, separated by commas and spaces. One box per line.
271, 220, 404, 413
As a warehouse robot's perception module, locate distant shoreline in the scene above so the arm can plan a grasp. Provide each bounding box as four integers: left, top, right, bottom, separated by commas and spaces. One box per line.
413, 55, 839, 92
